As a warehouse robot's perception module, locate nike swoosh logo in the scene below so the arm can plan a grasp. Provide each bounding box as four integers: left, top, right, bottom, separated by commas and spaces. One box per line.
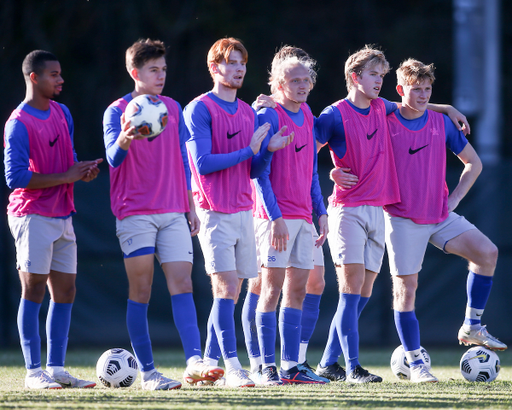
409, 144, 429, 155
295, 143, 307, 152
49, 134, 60, 147
227, 130, 241, 139
366, 129, 377, 140
476, 313, 482, 317
188, 251, 193, 254
58, 382, 72, 387
414, 354, 420, 358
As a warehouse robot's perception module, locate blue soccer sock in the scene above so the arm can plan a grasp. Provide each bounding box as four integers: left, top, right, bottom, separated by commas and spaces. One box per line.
46, 300, 72, 367
211, 298, 238, 361
394, 310, 423, 366
279, 307, 302, 370
256, 310, 277, 368
336, 293, 360, 373
464, 271, 493, 326
203, 308, 221, 365
17, 299, 42, 370
299, 294, 321, 363
319, 295, 369, 368
126, 299, 154, 372
242, 292, 261, 370
171, 293, 202, 363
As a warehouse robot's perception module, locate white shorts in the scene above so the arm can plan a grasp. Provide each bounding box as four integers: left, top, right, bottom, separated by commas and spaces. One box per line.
196, 208, 258, 278
116, 212, 193, 264
8, 214, 77, 274
327, 204, 385, 273
385, 211, 477, 276
255, 218, 314, 270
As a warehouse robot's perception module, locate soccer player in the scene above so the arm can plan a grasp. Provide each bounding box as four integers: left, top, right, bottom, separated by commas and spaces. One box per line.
250, 47, 328, 385
314, 45, 400, 383
184, 37, 293, 388
4, 50, 101, 389
383, 58, 506, 382
103, 39, 223, 391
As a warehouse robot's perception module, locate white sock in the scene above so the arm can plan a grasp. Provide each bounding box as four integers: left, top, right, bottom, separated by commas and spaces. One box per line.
280, 360, 297, 371
142, 368, 157, 381
27, 367, 43, 376
298, 343, 308, 364
249, 356, 262, 373
186, 355, 202, 367
224, 357, 242, 373
203, 357, 219, 367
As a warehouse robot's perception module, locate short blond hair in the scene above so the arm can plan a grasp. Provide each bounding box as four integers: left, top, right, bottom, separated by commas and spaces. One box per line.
207, 37, 248, 79
344, 45, 389, 92
268, 46, 317, 95
396, 58, 436, 86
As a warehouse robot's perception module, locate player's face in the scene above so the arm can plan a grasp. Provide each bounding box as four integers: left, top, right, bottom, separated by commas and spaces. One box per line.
135, 57, 167, 95
400, 79, 432, 114
355, 63, 385, 100
279, 64, 312, 104
35, 61, 64, 99
214, 50, 246, 89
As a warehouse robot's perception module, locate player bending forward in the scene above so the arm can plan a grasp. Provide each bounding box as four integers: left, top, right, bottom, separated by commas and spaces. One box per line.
384, 59, 506, 383
103, 39, 223, 391
4, 50, 101, 389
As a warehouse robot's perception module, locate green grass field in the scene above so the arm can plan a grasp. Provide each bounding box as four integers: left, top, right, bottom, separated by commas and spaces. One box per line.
0, 348, 511, 409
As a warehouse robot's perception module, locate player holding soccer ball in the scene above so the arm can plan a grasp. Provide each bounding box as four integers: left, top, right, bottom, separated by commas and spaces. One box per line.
382, 59, 506, 382
184, 37, 293, 388
4, 50, 101, 389
103, 39, 223, 390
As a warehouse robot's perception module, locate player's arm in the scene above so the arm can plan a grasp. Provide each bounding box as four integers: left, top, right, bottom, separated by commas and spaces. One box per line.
428, 103, 470, 135
104, 105, 137, 167
184, 100, 267, 175
448, 141, 481, 213
310, 130, 328, 247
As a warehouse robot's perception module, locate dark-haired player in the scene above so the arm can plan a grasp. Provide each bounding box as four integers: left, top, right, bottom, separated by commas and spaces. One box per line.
103, 39, 223, 390
4, 50, 101, 389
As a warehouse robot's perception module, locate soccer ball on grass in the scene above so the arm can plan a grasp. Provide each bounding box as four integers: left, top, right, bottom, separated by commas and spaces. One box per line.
96, 348, 138, 388
390, 345, 431, 380
460, 346, 500, 382
125, 94, 168, 138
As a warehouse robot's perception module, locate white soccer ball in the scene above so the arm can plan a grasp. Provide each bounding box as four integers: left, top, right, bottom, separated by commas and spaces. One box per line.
390, 345, 431, 380
96, 348, 139, 388
460, 346, 500, 382
125, 94, 168, 138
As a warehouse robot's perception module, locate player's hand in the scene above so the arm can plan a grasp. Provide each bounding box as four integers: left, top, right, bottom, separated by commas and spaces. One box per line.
187, 209, 200, 237
271, 217, 289, 252
253, 94, 277, 111
119, 113, 145, 147
267, 126, 294, 152
81, 158, 104, 182
249, 123, 271, 154
315, 214, 328, 247
446, 106, 470, 136
330, 167, 358, 189
65, 159, 101, 183
447, 194, 460, 213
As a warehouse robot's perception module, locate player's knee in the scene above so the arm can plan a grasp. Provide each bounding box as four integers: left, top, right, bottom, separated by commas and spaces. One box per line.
306, 278, 325, 295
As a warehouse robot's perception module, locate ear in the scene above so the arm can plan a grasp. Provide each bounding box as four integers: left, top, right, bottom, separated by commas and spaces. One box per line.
29, 72, 38, 84
130, 68, 139, 81
396, 84, 405, 96
351, 72, 359, 85
210, 63, 219, 75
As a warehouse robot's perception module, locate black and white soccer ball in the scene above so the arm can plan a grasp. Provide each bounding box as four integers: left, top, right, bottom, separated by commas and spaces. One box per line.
390, 345, 431, 380
460, 346, 500, 382
96, 348, 139, 388
125, 94, 168, 138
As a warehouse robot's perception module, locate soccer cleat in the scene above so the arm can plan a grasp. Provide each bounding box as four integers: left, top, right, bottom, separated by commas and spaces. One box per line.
25, 370, 62, 389
458, 324, 507, 351
260, 365, 283, 386
224, 368, 255, 388
279, 366, 326, 384
141, 370, 182, 390
346, 365, 382, 383
410, 364, 438, 383
183, 359, 224, 385
51, 370, 96, 388
298, 361, 330, 383
250, 365, 263, 385
316, 362, 346, 382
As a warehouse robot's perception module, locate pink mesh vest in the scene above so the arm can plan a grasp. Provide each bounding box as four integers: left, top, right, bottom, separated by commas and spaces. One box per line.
328, 98, 400, 208
108, 95, 189, 220
384, 110, 448, 224
190, 94, 255, 213
6, 101, 75, 217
